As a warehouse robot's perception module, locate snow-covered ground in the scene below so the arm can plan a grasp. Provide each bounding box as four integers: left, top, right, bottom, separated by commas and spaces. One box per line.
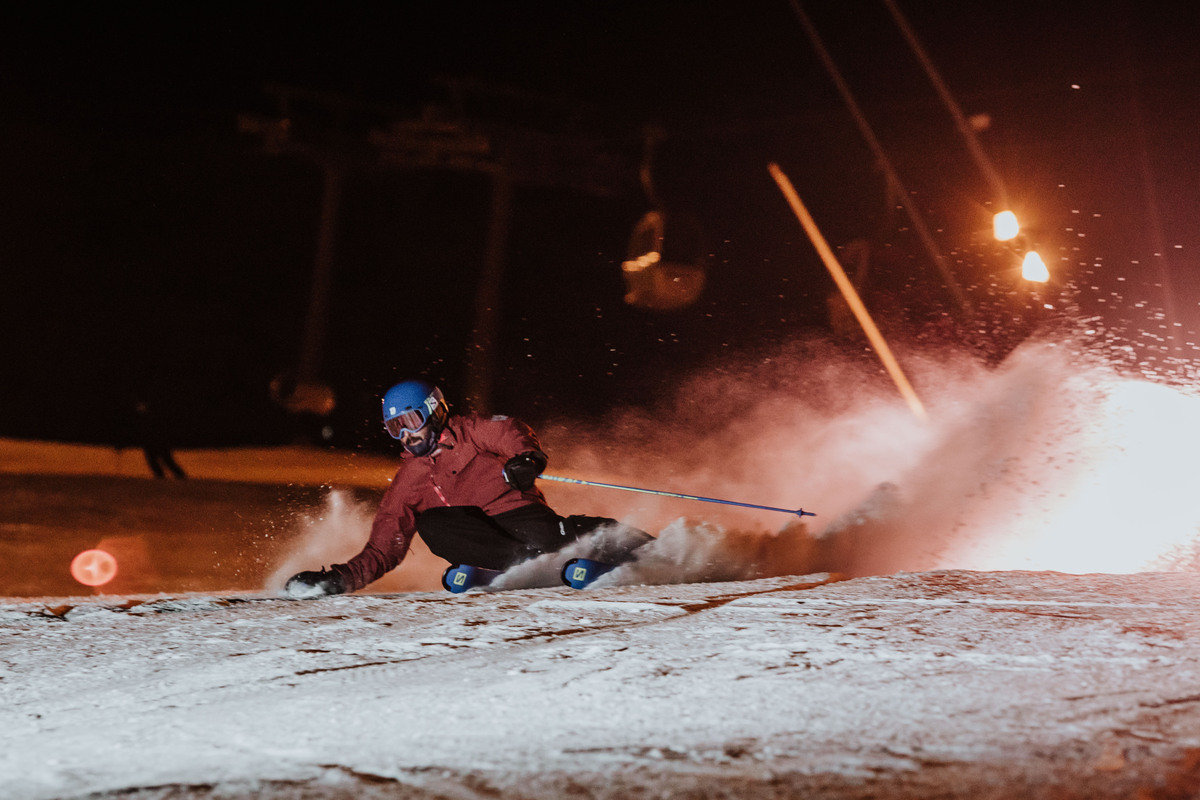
4, 570, 1200, 799
4, 340, 1200, 797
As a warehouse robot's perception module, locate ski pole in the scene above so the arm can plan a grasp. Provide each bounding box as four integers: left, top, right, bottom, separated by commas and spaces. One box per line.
539, 474, 816, 519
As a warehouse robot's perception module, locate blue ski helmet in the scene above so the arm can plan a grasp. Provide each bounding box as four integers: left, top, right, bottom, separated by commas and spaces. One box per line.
382, 379, 449, 448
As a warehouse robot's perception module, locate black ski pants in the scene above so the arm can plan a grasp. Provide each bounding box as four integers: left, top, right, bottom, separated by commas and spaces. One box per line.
415, 504, 620, 570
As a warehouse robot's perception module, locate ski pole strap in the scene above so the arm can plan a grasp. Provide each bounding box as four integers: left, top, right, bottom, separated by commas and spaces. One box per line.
539, 474, 816, 518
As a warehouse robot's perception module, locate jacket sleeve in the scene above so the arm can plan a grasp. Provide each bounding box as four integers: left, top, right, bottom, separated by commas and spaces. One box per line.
336, 471, 418, 592
466, 414, 546, 462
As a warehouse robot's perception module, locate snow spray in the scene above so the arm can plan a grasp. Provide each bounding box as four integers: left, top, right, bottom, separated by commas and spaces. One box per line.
539, 330, 1200, 584
265, 489, 450, 593
264, 489, 376, 592
266, 325, 1200, 592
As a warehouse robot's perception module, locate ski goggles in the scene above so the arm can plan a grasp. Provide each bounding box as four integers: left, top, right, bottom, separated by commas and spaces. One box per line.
384, 409, 428, 438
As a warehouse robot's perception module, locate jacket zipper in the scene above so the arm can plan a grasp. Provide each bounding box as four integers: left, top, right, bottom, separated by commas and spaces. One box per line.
431, 479, 450, 506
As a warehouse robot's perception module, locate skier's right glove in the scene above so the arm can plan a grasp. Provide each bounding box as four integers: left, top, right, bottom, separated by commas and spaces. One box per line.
503, 451, 547, 491
284, 566, 347, 599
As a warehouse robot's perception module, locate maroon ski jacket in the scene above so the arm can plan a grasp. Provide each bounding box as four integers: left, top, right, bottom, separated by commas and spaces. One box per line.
338, 413, 548, 591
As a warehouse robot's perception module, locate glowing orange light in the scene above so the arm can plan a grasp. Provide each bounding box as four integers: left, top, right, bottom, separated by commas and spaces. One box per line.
621, 249, 661, 273
71, 549, 118, 587
993, 210, 1019, 241
1022, 250, 1050, 282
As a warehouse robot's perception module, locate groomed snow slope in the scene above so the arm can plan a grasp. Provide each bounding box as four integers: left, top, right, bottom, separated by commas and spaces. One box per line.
4, 569, 1200, 799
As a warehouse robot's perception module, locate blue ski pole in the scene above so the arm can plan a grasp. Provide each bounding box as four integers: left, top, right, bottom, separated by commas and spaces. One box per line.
539, 474, 816, 519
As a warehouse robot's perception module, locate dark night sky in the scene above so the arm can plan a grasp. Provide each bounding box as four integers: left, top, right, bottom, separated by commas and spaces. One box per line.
2, 2, 1198, 448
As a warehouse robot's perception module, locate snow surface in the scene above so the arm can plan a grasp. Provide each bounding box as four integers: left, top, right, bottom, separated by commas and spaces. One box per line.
5, 570, 1200, 799
5, 340, 1200, 797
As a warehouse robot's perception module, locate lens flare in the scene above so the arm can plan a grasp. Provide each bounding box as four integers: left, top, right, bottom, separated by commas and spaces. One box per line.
70, 549, 118, 587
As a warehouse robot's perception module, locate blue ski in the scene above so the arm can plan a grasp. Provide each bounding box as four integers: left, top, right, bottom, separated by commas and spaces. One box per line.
561, 558, 618, 590
441, 564, 502, 593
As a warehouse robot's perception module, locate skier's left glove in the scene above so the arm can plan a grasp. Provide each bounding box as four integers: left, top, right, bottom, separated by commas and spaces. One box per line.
503, 451, 547, 491
284, 566, 348, 599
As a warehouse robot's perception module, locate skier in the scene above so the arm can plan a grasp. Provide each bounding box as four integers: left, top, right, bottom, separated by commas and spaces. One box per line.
285, 379, 650, 597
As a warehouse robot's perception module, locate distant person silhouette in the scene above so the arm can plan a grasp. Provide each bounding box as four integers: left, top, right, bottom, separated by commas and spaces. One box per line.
125, 396, 187, 479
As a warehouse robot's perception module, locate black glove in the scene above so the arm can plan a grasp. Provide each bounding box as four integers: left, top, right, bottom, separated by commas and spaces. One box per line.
284, 566, 347, 599
503, 451, 547, 491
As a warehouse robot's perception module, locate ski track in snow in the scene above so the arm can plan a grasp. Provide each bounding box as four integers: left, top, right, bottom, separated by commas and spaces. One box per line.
4, 570, 1200, 799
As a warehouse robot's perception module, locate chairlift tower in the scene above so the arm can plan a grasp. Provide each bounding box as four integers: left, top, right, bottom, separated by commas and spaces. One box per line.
239, 81, 636, 416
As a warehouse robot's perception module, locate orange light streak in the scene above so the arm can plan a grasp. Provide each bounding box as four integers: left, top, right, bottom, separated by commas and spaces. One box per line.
769, 163, 927, 421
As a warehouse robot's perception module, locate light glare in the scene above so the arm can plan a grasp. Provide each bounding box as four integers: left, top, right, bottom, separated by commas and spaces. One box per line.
1022, 251, 1050, 282
71, 549, 118, 587
993, 210, 1019, 241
